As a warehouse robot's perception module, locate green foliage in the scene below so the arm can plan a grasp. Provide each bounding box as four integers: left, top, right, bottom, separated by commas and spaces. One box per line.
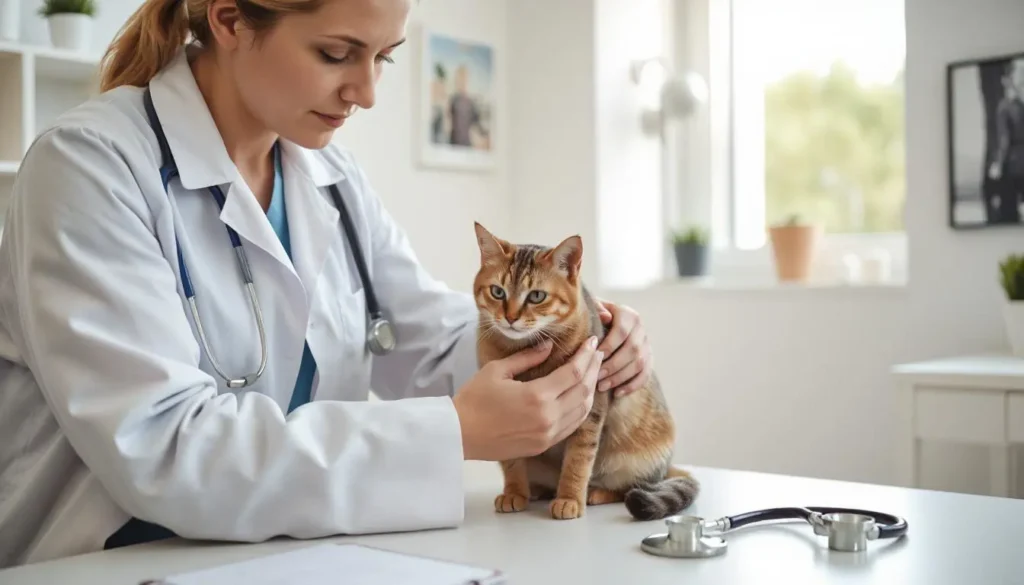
999, 254, 1024, 301
764, 61, 905, 233
774, 213, 807, 227
671, 226, 709, 246
39, 0, 96, 17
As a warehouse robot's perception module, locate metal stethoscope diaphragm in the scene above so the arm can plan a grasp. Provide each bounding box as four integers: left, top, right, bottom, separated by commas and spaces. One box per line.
640, 507, 908, 559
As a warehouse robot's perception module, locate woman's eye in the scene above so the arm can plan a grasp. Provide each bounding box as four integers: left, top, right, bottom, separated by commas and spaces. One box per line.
375, 53, 395, 65
527, 290, 547, 303
490, 285, 506, 299
320, 50, 349, 64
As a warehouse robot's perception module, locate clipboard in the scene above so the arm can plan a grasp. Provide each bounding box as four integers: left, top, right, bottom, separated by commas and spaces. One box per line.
139, 542, 506, 585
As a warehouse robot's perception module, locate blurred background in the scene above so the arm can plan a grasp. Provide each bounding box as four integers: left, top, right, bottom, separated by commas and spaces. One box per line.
2, 0, 1023, 499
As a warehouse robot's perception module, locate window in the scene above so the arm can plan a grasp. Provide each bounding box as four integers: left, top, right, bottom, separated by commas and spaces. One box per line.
716, 0, 906, 250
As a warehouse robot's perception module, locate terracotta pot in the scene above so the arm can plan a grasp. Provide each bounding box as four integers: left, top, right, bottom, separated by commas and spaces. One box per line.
768, 224, 821, 282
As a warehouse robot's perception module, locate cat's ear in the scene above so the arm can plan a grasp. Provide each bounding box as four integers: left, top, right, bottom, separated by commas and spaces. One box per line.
474, 222, 510, 265
546, 235, 583, 282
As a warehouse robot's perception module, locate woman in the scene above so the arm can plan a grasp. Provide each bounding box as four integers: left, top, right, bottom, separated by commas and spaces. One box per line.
0, 0, 654, 568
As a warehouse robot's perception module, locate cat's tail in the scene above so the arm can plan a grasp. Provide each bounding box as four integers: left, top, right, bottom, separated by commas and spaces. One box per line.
623, 465, 700, 521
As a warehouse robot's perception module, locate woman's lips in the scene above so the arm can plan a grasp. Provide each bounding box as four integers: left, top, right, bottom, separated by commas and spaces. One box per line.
315, 112, 345, 128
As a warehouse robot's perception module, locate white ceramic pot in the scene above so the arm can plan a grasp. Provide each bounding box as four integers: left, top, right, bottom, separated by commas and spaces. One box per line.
0, 0, 20, 41
47, 13, 92, 51
1004, 301, 1024, 358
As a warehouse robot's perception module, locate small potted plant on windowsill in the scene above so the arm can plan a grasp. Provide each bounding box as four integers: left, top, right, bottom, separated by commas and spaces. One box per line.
999, 253, 1024, 357
671, 226, 710, 278
768, 213, 821, 282
39, 0, 96, 52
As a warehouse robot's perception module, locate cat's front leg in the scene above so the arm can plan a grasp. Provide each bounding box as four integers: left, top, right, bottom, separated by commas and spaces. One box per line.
550, 410, 606, 519
494, 458, 531, 513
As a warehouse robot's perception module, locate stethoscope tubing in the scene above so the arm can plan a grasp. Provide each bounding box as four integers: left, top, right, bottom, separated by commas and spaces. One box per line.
726, 506, 908, 539
140, 84, 393, 389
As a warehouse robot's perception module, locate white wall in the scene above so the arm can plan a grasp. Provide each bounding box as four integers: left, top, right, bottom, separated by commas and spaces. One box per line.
508, 0, 1024, 494
340, 1, 510, 291
505, 0, 600, 286
900, 0, 1024, 494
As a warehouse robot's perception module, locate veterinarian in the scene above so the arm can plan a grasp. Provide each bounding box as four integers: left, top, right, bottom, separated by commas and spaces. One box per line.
0, 0, 655, 569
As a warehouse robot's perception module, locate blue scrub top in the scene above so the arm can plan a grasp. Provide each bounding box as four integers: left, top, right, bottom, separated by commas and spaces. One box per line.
266, 142, 318, 413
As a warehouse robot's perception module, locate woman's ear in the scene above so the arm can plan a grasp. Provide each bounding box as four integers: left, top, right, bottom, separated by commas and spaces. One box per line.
206, 0, 246, 51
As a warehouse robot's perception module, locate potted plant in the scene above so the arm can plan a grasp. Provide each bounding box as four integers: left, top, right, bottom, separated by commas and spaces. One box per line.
999, 253, 1024, 357
671, 226, 709, 277
39, 0, 96, 52
768, 213, 821, 282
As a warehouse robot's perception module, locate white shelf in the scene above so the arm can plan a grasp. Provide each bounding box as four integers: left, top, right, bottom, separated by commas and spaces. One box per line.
0, 41, 100, 209
0, 41, 101, 82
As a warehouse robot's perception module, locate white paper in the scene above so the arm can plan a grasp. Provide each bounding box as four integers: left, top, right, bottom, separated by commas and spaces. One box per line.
157, 543, 502, 585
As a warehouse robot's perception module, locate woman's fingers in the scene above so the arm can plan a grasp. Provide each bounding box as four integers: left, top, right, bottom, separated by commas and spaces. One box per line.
551, 348, 602, 443
536, 336, 600, 398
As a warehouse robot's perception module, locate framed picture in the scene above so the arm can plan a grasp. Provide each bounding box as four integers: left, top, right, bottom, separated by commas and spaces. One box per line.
947, 51, 1024, 229
416, 29, 496, 171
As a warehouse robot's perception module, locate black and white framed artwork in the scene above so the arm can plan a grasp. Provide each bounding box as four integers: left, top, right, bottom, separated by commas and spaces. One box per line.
947, 51, 1024, 229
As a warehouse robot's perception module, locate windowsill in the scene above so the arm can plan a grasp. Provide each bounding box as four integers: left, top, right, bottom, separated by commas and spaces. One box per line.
601, 275, 908, 297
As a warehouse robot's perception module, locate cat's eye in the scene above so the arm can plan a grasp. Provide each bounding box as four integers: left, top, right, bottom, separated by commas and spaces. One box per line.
526, 290, 547, 304
490, 285, 506, 299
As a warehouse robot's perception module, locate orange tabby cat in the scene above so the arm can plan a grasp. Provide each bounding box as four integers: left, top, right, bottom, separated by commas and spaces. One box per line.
472, 222, 699, 521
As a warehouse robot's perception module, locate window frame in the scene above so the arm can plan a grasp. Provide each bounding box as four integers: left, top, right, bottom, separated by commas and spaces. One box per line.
668, 0, 907, 287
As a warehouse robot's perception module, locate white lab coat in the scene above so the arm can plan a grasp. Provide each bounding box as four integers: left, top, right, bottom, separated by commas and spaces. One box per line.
0, 48, 480, 568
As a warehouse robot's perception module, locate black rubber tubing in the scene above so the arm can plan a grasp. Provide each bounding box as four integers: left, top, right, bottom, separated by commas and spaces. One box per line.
726, 506, 908, 539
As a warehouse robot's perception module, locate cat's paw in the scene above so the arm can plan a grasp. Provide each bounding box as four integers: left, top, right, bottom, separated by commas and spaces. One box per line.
494, 493, 529, 513
549, 497, 584, 519
586, 487, 624, 505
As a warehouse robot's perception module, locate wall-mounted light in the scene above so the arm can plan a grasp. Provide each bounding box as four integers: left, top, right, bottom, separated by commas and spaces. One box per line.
630, 57, 708, 137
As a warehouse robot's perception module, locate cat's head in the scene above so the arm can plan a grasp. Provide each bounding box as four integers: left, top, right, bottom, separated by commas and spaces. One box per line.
472, 222, 584, 342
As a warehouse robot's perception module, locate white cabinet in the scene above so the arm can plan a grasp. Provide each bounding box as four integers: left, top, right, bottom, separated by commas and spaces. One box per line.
893, 354, 1024, 498
0, 41, 100, 225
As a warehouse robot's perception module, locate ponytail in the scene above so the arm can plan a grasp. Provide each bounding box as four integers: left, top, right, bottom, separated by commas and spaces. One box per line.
98, 0, 323, 92
98, 0, 190, 92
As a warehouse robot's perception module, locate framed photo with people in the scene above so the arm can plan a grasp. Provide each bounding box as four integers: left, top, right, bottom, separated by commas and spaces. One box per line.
947, 51, 1024, 229
415, 27, 498, 172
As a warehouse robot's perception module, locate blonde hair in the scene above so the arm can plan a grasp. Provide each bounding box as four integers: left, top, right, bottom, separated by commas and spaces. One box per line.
98, 0, 322, 92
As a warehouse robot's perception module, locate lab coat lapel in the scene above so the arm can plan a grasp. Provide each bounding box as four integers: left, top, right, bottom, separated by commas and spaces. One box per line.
217, 180, 295, 275
149, 48, 296, 277
279, 141, 344, 302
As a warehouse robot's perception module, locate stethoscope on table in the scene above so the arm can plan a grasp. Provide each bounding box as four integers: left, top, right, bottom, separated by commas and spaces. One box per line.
641, 506, 908, 558
142, 87, 396, 388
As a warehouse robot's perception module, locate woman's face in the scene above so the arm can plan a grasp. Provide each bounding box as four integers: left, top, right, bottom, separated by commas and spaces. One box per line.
214, 0, 411, 149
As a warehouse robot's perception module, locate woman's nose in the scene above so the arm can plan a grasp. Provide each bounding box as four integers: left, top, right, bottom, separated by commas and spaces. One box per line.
340, 62, 378, 110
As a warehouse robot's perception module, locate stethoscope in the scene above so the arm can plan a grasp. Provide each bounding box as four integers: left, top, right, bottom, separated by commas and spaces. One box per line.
142, 87, 396, 389
641, 506, 908, 558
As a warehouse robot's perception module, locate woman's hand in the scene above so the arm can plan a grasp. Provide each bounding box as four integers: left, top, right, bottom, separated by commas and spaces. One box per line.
594, 299, 653, 397
453, 338, 603, 461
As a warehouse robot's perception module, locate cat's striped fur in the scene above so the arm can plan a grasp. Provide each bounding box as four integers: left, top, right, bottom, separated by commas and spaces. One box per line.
472, 222, 699, 521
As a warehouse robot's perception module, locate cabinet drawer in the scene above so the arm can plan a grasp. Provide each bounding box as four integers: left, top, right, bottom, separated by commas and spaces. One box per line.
914, 387, 1005, 444
1007, 394, 1024, 442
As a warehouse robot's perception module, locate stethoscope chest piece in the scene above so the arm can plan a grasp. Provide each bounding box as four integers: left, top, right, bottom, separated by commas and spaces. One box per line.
813, 512, 876, 553
640, 515, 728, 559
366, 317, 397, 356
